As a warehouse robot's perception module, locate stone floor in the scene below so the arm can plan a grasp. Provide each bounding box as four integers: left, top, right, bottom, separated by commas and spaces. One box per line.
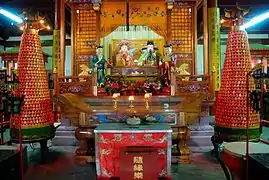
23, 146, 226, 180
3, 127, 269, 180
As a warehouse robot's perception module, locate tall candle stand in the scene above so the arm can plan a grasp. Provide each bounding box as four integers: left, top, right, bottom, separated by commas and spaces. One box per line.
144, 93, 150, 111
113, 93, 120, 110
128, 96, 134, 108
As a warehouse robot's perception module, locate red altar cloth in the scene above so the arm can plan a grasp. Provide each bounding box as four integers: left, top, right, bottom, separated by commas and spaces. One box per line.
94, 123, 172, 179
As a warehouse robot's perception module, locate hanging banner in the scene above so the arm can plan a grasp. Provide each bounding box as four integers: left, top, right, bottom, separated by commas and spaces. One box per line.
129, 1, 167, 38
208, 8, 221, 91
52, 29, 60, 73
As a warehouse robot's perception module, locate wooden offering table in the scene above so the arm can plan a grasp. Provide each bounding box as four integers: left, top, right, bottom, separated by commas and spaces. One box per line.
94, 123, 172, 179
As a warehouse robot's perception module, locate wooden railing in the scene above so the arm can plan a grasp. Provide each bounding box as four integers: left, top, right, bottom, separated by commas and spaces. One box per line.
55, 75, 96, 97
171, 72, 215, 100
55, 72, 215, 98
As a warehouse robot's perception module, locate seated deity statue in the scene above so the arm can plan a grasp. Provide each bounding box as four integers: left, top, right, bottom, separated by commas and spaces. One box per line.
115, 40, 136, 66
138, 40, 159, 66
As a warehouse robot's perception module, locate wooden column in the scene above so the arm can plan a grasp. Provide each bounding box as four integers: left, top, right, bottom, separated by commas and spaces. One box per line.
55, 0, 61, 29
60, 0, 65, 76
71, 4, 76, 76
203, 0, 208, 75
194, 2, 198, 74
208, 0, 220, 91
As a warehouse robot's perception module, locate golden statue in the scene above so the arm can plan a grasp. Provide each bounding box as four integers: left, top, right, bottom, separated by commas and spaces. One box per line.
79, 64, 91, 76
176, 63, 191, 81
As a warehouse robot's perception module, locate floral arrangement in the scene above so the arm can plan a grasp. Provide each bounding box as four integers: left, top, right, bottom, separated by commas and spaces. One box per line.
103, 76, 168, 96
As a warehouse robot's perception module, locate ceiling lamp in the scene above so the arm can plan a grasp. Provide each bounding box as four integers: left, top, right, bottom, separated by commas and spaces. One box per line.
242, 11, 269, 29
0, 8, 23, 23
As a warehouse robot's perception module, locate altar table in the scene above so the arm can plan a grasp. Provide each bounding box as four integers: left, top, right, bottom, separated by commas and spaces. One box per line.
94, 123, 172, 179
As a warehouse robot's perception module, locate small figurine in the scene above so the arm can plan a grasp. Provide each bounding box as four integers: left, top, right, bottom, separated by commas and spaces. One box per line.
78, 64, 91, 82
79, 64, 91, 76
159, 44, 176, 85
116, 40, 136, 66
176, 63, 191, 81
138, 40, 159, 66
89, 46, 106, 86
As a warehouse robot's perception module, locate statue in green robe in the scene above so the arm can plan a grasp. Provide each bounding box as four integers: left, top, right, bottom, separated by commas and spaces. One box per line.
89, 46, 106, 86
138, 40, 159, 66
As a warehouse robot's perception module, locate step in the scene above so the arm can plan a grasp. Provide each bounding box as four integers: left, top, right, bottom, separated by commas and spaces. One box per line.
52, 136, 78, 146
57, 125, 77, 131
190, 130, 214, 136
188, 136, 213, 147
50, 145, 77, 153
55, 130, 75, 137
189, 146, 214, 153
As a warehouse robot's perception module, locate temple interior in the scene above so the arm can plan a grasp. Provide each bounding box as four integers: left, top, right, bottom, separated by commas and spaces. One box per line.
0, 0, 269, 179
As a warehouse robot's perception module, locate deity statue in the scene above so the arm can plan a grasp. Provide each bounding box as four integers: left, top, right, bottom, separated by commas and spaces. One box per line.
89, 46, 106, 86
116, 40, 136, 66
159, 44, 176, 85
138, 40, 159, 66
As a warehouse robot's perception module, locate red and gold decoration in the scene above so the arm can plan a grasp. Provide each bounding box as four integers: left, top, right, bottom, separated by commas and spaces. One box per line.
215, 6, 260, 141
95, 123, 172, 179
10, 15, 54, 142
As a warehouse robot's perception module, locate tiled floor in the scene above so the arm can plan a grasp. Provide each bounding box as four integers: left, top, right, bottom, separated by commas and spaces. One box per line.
4, 127, 269, 180
24, 147, 225, 180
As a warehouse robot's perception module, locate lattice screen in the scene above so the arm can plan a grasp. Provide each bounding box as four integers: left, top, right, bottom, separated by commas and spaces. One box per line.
171, 2, 195, 74
73, 4, 97, 75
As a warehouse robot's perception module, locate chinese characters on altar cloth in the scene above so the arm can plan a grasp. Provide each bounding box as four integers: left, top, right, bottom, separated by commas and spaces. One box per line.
133, 156, 144, 179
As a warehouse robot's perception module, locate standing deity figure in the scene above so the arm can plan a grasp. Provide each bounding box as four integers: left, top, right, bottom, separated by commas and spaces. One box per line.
138, 40, 159, 66
116, 40, 135, 66
159, 44, 176, 85
89, 46, 106, 86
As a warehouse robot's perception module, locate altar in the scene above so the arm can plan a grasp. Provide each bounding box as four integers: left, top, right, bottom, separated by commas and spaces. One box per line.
53, 0, 216, 166
94, 123, 172, 179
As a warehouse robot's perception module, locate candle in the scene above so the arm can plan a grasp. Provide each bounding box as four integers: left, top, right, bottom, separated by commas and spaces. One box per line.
93, 86, 97, 96
128, 96, 134, 101
171, 85, 175, 96
144, 93, 150, 99
113, 93, 118, 98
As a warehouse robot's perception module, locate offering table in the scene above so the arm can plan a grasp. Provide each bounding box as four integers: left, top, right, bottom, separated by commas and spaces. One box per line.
94, 123, 172, 179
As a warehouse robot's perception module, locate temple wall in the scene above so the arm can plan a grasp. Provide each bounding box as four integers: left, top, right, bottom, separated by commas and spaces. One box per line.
2, 33, 268, 76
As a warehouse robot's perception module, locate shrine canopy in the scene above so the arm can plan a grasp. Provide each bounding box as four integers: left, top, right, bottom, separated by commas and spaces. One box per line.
100, 0, 167, 39
0, 47, 51, 63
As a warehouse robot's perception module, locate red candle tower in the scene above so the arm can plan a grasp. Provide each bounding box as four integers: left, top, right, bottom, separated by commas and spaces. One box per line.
214, 7, 260, 141
10, 27, 54, 142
